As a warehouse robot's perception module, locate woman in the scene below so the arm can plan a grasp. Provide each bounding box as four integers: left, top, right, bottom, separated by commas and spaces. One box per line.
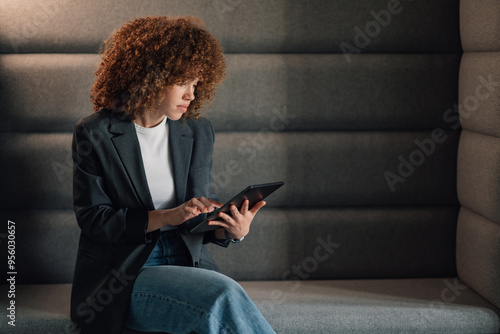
70, 16, 274, 334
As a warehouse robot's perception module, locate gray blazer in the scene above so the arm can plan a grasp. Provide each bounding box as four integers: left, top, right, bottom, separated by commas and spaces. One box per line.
70, 109, 228, 334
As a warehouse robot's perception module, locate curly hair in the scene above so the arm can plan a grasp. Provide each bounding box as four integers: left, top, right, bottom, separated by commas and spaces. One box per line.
90, 16, 226, 120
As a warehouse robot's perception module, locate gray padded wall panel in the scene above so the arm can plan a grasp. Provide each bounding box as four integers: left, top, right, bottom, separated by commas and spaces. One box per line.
0, 207, 458, 284
457, 130, 500, 225
456, 207, 500, 308
0, 211, 79, 284
0, 134, 73, 210
0, 0, 464, 285
0, 0, 461, 54
457, 0, 500, 308
212, 132, 459, 207
460, 0, 500, 52
0, 131, 459, 210
211, 54, 461, 132
0, 54, 97, 132
0, 53, 461, 132
458, 52, 500, 138
209, 207, 458, 280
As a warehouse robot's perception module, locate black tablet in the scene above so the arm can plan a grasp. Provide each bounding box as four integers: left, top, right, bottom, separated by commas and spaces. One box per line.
184, 181, 284, 234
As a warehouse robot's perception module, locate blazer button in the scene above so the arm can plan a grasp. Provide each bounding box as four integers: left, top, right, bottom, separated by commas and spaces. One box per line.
195, 262, 199, 268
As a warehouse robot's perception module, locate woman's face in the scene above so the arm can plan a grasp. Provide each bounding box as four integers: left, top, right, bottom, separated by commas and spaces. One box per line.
158, 78, 200, 121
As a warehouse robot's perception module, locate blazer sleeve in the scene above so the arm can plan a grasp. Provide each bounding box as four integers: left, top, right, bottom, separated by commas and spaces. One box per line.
72, 122, 153, 245
203, 230, 230, 247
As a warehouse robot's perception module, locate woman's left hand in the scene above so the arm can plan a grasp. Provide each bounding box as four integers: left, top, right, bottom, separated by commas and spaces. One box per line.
208, 199, 266, 240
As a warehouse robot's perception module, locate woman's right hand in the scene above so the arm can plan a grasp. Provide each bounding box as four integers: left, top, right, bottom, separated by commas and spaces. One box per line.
147, 197, 222, 232
170, 197, 223, 226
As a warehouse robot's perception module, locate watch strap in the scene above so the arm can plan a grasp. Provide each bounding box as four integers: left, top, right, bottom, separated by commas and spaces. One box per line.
225, 229, 245, 243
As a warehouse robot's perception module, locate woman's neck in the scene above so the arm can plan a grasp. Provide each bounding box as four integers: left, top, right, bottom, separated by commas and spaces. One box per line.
134, 110, 165, 128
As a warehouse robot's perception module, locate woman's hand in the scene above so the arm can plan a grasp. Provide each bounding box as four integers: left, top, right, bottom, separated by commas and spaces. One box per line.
172, 197, 223, 226
147, 197, 222, 232
208, 199, 266, 240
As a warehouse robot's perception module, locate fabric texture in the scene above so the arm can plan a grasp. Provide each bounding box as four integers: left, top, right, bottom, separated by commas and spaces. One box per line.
134, 116, 178, 232
2, 279, 499, 334
0, 0, 461, 54
134, 116, 176, 212
460, 0, 500, 52
458, 52, 500, 138
456, 207, 500, 308
457, 0, 500, 309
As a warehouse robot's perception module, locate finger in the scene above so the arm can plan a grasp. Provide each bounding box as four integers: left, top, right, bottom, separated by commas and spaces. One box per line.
198, 197, 215, 212
191, 198, 207, 213
241, 199, 249, 214
218, 211, 235, 225
208, 199, 224, 208
183, 205, 199, 216
249, 200, 266, 213
230, 204, 240, 217
208, 219, 229, 229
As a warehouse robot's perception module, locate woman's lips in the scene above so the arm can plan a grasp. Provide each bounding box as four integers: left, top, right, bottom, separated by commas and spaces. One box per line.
177, 105, 188, 112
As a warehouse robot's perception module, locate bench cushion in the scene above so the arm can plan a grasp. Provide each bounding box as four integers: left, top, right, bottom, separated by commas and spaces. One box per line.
1, 279, 498, 333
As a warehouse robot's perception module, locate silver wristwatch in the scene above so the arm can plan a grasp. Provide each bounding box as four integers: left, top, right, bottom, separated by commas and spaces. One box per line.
225, 229, 245, 243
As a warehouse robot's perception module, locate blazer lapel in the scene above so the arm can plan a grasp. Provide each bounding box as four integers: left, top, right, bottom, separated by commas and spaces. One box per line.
109, 112, 154, 210
168, 118, 194, 204
168, 119, 204, 266
106, 112, 194, 210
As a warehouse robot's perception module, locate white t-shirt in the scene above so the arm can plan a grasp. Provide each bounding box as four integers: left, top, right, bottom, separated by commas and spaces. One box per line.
134, 116, 177, 231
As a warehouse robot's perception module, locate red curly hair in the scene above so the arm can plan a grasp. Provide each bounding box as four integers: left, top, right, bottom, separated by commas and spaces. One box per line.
91, 16, 226, 120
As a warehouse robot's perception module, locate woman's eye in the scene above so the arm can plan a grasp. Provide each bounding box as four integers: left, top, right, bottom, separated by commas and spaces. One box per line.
178, 81, 197, 88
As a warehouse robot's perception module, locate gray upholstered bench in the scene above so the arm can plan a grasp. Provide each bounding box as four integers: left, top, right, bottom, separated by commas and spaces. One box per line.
2, 279, 499, 333
1, 0, 500, 333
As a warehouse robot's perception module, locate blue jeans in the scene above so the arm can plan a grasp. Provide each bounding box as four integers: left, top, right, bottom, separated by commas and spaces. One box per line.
124, 230, 275, 334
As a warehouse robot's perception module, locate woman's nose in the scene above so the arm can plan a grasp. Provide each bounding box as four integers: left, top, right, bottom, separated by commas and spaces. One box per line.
184, 87, 195, 101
